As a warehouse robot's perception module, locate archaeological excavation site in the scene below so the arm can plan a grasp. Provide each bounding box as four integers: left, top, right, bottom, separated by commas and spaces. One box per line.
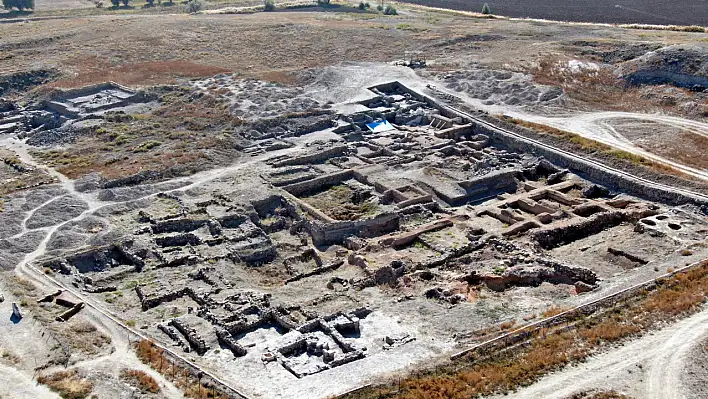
0, 2, 707, 399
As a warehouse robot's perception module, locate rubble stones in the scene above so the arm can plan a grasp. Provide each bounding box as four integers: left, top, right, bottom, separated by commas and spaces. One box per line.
215, 327, 247, 357
383, 333, 416, 350
170, 318, 209, 355
582, 184, 610, 199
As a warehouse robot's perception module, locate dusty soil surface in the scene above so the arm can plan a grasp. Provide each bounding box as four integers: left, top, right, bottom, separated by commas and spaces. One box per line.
684, 336, 708, 399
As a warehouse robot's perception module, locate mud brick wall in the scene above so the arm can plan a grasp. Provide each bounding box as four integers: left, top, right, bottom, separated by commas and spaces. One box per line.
477, 124, 708, 207
530, 211, 626, 249
282, 169, 355, 197
307, 213, 400, 245
273, 145, 348, 168
152, 218, 209, 234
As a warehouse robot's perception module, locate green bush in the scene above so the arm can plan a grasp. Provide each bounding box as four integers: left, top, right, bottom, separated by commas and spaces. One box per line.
383, 3, 396, 15
375, 2, 382, 11
358, 1, 369, 9
185, 0, 202, 12
481, 2, 491, 14
2, 0, 34, 10
110, 0, 119, 6
263, 0, 274, 11
145, 0, 154, 6
317, 0, 330, 6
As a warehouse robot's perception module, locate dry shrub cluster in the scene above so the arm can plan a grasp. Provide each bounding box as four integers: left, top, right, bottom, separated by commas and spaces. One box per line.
541, 305, 568, 318
135, 340, 228, 399
37, 370, 94, 399
120, 369, 160, 393
343, 261, 708, 399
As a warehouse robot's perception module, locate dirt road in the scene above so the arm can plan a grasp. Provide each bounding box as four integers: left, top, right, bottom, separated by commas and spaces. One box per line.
517, 111, 708, 180
501, 307, 708, 399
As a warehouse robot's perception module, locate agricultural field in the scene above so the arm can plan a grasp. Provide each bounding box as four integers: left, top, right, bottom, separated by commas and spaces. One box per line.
396, 0, 708, 26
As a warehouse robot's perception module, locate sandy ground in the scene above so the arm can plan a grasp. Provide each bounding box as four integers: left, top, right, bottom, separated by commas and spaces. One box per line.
499, 306, 708, 399
0, 294, 60, 399
0, 364, 59, 399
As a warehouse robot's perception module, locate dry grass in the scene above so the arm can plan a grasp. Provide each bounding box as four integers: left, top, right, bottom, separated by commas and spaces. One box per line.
33, 88, 242, 181
540, 305, 568, 318
63, 320, 112, 355
47, 59, 231, 89
342, 261, 708, 399
499, 320, 516, 330
621, 24, 706, 33
135, 340, 228, 399
634, 129, 708, 171
304, 185, 380, 221
37, 370, 94, 399
120, 369, 161, 394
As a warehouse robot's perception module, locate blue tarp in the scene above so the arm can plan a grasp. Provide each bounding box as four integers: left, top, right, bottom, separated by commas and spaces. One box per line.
365, 120, 395, 133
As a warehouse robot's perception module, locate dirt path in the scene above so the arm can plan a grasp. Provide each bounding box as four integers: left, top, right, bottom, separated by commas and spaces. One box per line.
500, 307, 708, 399
0, 364, 60, 399
519, 111, 708, 180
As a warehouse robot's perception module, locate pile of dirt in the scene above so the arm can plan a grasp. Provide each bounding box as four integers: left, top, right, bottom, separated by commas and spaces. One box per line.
569, 40, 662, 64
620, 45, 708, 90
190, 75, 323, 120
440, 66, 564, 107
0, 69, 56, 97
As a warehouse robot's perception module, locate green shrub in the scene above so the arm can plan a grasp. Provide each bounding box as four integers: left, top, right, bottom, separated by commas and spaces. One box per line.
358, 1, 370, 9
2, 0, 34, 10
132, 140, 162, 153
263, 0, 274, 11
376, 2, 382, 11
145, 0, 154, 6
481, 2, 491, 14
383, 3, 396, 15
317, 0, 330, 6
